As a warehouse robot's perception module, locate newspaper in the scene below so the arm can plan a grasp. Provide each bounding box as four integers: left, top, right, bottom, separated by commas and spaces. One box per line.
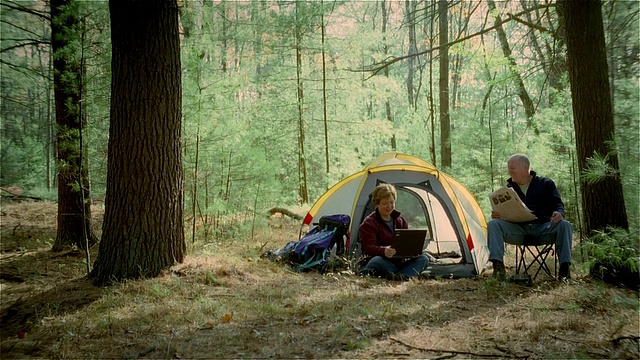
488, 187, 537, 222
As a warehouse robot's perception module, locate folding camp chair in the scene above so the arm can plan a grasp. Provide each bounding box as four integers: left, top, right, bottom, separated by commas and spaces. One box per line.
514, 234, 557, 280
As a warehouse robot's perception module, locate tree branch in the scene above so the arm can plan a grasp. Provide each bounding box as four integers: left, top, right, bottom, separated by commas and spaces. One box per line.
389, 336, 531, 359
507, 12, 551, 33
356, 4, 555, 78
0, 18, 45, 38
0, 0, 50, 21
1, 40, 50, 54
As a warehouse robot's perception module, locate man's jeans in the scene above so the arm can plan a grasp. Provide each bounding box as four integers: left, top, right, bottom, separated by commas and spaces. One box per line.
488, 219, 573, 264
360, 255, 429, 278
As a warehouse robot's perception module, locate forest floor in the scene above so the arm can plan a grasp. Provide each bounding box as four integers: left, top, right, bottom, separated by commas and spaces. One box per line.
0, 201, 638, 359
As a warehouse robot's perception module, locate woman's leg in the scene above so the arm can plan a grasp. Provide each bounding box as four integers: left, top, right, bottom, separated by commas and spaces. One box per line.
359, 256, 397, 278
398, 255, 429, 277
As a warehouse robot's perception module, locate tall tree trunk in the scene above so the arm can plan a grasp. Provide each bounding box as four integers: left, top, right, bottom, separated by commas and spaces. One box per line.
50, 0, 96, 252
381, 0, 396, 150
450, 54, 461, 109
487, 0, 536, 131
321, 0, 329, 173
560, 0, 628, 234
295, 2, 308, 203
405, 0, 416, 108
91, 0, 185, 285
426, 1, 436, 165
438, 0, 451, 168
220, 1, 228, 73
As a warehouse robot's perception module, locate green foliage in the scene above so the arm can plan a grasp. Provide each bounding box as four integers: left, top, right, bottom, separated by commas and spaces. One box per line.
28, 186, 58, 202
579, 227, 640, 289
582, 143, 621, 185
581, 227, 639, 272
2, 1, 638, 238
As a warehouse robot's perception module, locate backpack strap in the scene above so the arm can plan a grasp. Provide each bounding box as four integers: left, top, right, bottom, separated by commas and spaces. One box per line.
294, 248, 328, 271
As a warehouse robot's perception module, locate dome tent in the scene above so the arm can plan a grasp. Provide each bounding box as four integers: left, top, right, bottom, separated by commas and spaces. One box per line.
301, 152, 489, 278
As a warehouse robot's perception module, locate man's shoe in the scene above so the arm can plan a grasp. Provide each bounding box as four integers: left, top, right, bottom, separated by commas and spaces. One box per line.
559, 262, 571, 280
492, 260, 506, 280
419, 271, 431, 280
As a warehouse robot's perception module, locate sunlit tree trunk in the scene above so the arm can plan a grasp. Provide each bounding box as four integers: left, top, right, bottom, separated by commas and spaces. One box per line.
560, 0, 628, 234
91, 0, 185, 285
50, 0, 96, 252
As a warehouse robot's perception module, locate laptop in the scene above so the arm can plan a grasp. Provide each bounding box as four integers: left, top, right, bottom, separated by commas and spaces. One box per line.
390, 229, 429, 258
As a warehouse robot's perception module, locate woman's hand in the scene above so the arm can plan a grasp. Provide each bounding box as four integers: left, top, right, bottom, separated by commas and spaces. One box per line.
384, 246, 396, 258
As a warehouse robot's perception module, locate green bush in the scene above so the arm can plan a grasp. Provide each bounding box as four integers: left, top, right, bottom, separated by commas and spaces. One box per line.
580, 227, 639, 290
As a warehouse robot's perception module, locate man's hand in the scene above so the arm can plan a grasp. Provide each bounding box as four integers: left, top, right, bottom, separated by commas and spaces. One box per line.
550, 211, 564, 224
384, 246, 396, 258
491, 210, 501, 219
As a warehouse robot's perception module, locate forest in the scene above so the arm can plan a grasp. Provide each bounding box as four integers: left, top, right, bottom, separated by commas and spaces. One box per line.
1, 0, 639, 358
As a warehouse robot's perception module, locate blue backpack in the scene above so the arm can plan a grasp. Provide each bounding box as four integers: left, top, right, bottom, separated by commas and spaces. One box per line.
261, 214, 350, 271
293, 214, 350, 271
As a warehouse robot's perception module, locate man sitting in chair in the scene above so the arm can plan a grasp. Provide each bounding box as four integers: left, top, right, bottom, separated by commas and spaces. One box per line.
489, 154, 573, 280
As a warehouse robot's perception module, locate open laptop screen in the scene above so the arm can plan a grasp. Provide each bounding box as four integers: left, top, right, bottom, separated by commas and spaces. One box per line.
391, 229, 428, 258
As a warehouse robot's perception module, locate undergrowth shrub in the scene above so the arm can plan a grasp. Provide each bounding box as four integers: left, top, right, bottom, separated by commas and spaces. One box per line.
579, 227, 639, 290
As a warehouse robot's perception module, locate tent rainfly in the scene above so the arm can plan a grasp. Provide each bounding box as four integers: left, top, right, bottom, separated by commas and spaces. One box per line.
301, 152, 489, 278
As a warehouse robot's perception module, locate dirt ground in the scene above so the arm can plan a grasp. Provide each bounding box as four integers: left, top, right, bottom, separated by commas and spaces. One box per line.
1, 201, 638, 359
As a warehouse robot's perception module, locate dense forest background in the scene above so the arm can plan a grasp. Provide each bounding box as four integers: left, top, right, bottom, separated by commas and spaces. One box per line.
1, 0, 638, 240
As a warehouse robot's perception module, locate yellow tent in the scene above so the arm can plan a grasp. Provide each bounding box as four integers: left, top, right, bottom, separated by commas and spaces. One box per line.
302, 152, 489, 277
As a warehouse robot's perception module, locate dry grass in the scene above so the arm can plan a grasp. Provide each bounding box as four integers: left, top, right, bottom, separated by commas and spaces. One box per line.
1, 201, 638, 359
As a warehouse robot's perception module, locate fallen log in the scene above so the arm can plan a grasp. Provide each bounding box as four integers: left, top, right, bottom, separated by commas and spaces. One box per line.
268, 207, 303, 220
0, 187, 43, 202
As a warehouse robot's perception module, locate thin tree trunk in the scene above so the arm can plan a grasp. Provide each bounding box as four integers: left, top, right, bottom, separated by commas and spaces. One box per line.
438, 0, 451, 168
295, 2, 308, 203
487, 0, 536, 131
405, 0, 416, 108
321, 0, 329, 173
220, 1, 227, 73
191, 131, 199, 244
426, 1, 436, 165
381, 0, 396, 150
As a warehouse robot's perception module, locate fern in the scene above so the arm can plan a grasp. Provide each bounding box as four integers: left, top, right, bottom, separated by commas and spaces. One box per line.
580, 227, 640, 275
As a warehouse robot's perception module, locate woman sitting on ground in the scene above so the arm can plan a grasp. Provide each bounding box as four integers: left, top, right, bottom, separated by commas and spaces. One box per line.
359, 183, 429, 280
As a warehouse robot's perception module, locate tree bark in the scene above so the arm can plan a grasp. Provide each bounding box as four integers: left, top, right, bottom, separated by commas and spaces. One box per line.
91, 0, 185, 285
50, 0, 96, 252
560, 0, 628, 234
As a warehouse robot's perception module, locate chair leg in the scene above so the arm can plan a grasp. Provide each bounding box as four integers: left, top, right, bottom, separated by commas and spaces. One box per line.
515, 245, 526, 274
530, 245, 554, 279
517, 244, 556, 280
